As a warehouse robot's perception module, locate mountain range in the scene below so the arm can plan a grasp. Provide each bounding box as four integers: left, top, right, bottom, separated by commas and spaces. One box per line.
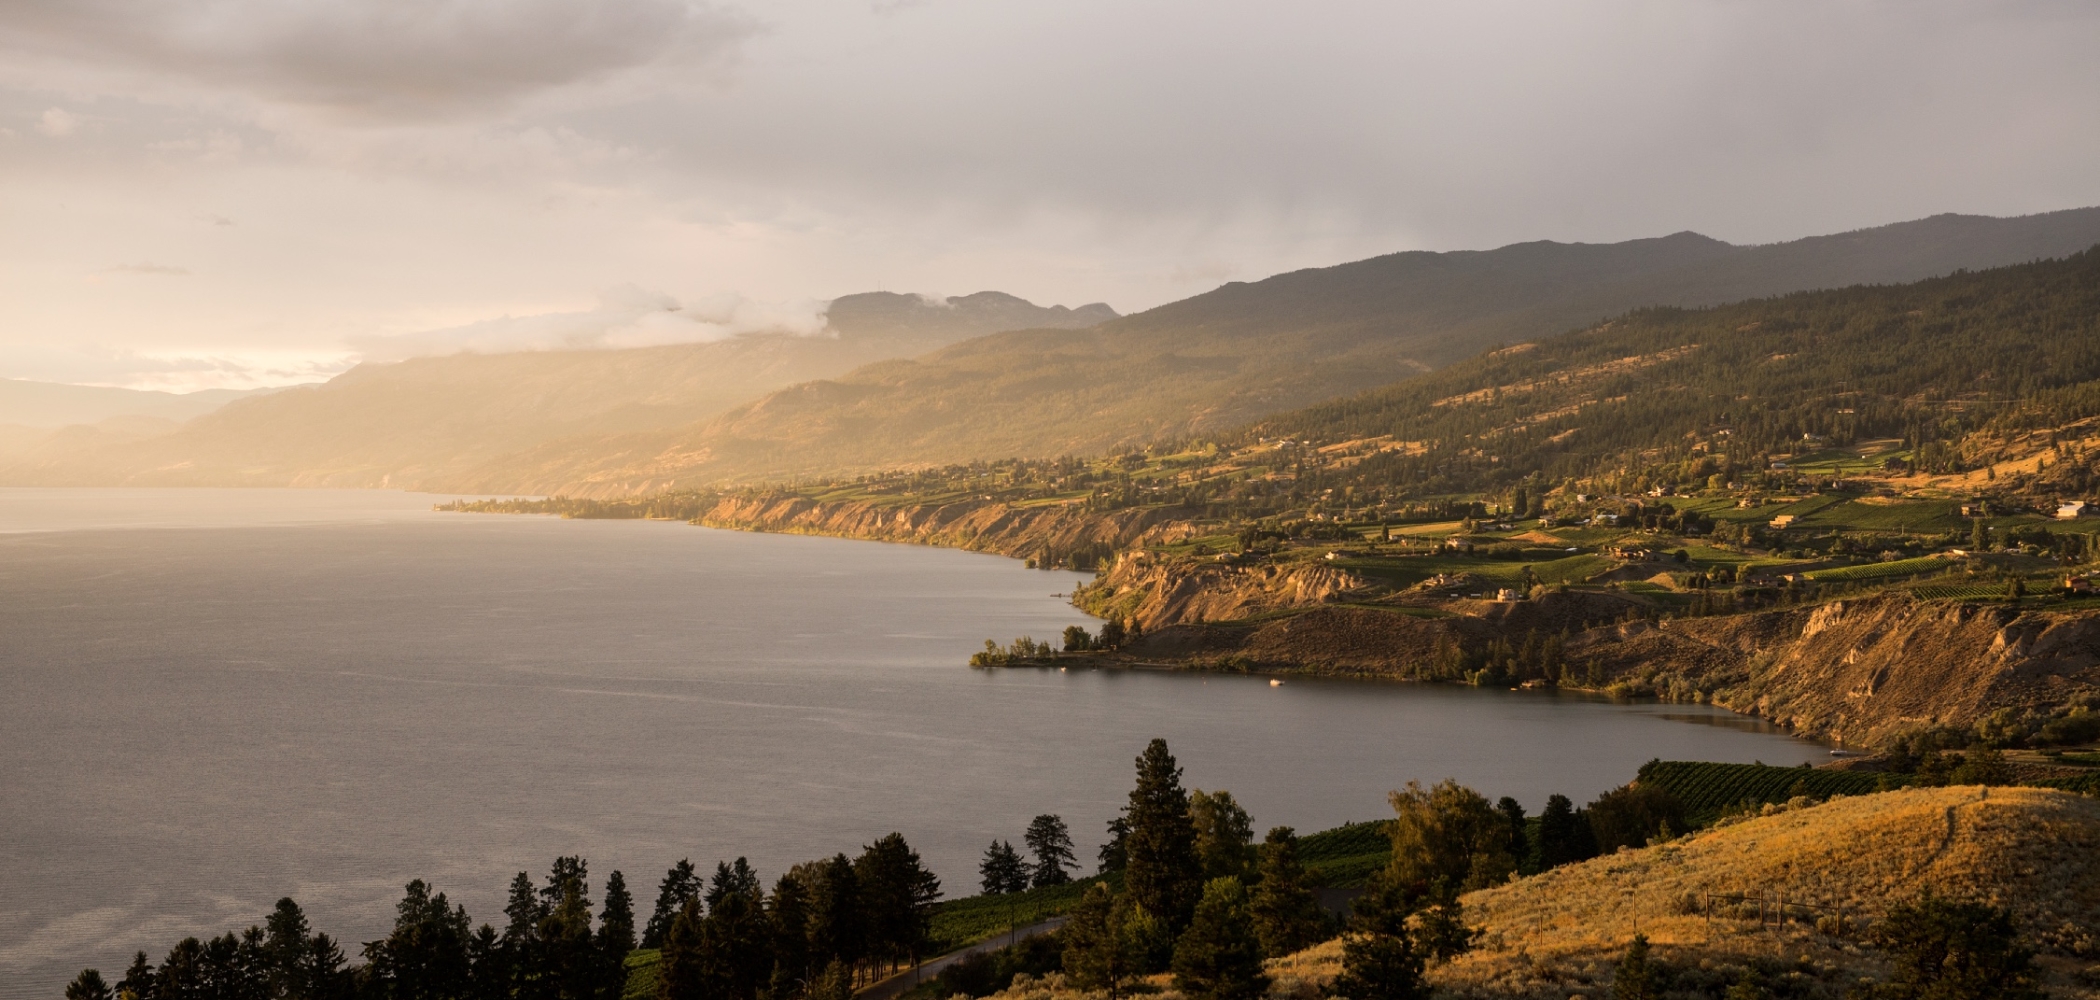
7, 207, 2100, 494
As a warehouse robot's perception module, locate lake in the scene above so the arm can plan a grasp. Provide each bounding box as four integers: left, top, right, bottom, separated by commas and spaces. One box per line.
0, 489, 1824, 998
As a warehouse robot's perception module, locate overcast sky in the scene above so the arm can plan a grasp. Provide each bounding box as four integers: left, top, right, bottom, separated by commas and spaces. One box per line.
3, 1, 2098, 390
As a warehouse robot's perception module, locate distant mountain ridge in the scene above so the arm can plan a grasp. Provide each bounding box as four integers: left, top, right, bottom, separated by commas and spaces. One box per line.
453, 206, 2100, 496
0, 291, 1115, 489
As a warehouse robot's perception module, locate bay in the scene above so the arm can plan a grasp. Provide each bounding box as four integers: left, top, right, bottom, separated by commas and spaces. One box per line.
0, 489, 1823, 998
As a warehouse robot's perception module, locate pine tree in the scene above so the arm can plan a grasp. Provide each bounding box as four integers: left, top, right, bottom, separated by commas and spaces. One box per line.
805, 855, 864, 981
1124, 739, 1203, 929
767, 874, 813, 1000
365, 880, 476, 1000
645, 860, 701, 950
64, 969, 112, 1000
658, 900, 706, 1000
980, 840, 1029, 895
540, 863, 601, 1000
707, 858, 762, 910
1611, 934, 1654, 1000
1495, 797, 1528, 869
699, 890, 773, 1000
598, 871, 637, 997
857, 833, 940, 971
1097, 816, 1132, 874
1023, 814, 1078, 887
1060, 884, 1136, 1000
1331, 926, 1425, 1000
1171, 878, 1269, 1000
1249, 827, 1327, 959
1532, 794, 1581, 871
118, 952, 153, 1000
1865, 895, 2044, 1000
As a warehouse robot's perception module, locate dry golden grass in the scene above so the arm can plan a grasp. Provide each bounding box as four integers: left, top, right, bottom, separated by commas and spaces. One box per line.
1435, 785, 2100, 998
977, 788, 2100, 999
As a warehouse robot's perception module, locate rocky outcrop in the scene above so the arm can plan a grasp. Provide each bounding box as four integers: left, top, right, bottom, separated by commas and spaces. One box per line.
691, 493, 1200, 564
1078, 553, 1373, 629
1118, 584, 2100, 744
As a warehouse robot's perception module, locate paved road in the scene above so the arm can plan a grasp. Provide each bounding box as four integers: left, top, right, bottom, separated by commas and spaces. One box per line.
857, 916, 1069, 1000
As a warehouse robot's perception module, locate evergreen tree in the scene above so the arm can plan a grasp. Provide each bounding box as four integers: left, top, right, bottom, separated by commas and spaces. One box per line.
1123, 739, 1203, 929
362, 880, 475, 1000
1494, 797, 1528, 869
540, 863, 601, 1000
806, 960, 854, 1000
1331, 927, 1425, 1000
1023, 814, 1078, 887
1532, 794, 1583, 871
699, 890, 773, 1000
856, 833, 941, 972
804, 855, 864, 981
1097, 816, 1131, 874
644, 861, 700, 950
597, 871, 637, 998
1060, 884, 1137, 1000
1189, 790, 1257, 882
980, 840, 1029, 895
1611, 934, 1654, 1000
657, 900, 706, 1000
706, 858, 762, 910
766, 874, 813, 1000
1862, 895, 2044, 1000
64, 969, 112, 1000
1171, 878, 1269, 1000
1248, 827, 1326, 959
118, 952, 154, 1000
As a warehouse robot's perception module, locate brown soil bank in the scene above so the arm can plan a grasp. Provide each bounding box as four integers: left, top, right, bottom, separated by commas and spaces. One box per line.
1118, 590, 2100, 745
692, 493, 1201, 564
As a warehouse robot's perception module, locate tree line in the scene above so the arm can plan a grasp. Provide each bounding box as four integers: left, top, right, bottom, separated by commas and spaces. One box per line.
65, 835, 940, 1000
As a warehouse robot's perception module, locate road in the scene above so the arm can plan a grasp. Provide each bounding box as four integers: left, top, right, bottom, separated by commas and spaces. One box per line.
856, 916, 1069, 1000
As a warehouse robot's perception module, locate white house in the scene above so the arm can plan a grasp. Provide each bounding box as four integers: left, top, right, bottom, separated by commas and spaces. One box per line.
2058, 501, 2100, 520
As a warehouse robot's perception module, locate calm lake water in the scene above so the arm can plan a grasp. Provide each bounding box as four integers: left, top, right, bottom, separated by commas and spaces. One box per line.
0, 489, 1824, 998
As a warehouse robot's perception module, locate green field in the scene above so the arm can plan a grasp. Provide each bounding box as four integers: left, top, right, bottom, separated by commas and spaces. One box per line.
1806, 554, 1951, 582
1294, 820, 1392, 888
1638, 760, 1905, 821
928, 877, 1104, 953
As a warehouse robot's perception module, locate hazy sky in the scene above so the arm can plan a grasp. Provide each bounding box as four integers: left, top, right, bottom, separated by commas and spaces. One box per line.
3, 1, 2098, 391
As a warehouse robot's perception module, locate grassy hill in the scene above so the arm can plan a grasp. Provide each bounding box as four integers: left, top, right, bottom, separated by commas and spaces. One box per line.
0, 292, 1113, 490
452, 208, 2100, 495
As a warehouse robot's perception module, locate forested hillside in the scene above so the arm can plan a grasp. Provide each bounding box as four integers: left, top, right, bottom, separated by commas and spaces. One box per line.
456, 208, 2100, 496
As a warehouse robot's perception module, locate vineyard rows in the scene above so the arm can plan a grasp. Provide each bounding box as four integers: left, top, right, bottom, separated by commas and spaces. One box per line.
1637, 760, 1901, 819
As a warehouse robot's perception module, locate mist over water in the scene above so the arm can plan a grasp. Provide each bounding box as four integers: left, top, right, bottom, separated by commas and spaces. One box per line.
0, 490, 1824, 998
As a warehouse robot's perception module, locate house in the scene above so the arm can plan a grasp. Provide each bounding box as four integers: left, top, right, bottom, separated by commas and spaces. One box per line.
1608, 545, 1657, 561
2058, 501, 2100, 520
1494, 588, 1525, 602
1770, 514, 1797, 528
2066, 574, 2094, 595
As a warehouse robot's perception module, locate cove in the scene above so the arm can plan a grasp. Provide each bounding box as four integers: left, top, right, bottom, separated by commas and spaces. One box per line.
0, 489, 1824, 999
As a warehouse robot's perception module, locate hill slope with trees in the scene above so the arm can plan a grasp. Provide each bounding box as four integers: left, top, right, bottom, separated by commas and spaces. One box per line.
456, 208, 2100, 495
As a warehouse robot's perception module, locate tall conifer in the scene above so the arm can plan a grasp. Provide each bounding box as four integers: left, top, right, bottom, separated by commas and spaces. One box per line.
1123, 739, 1202, 929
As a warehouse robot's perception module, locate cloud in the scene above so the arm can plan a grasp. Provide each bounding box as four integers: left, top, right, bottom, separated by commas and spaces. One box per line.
0, 0, 757, 121
103, 263, 188, 276
35, 106, 73, 135
0, 343, 351, 392
347, 286, 829, 363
